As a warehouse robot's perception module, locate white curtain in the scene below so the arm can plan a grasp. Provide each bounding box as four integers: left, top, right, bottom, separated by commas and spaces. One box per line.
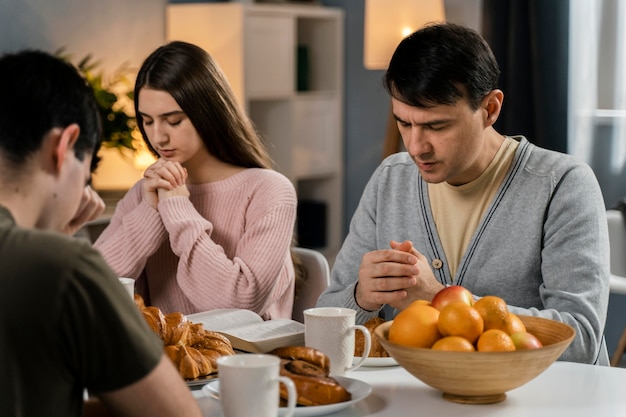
569, 0, 626, 173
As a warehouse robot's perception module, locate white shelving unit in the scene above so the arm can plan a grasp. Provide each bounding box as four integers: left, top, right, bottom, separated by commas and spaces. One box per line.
166, 3, 344, 263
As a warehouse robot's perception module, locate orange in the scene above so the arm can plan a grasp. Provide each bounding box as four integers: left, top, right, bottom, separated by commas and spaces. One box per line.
388, 305, 442, 348
437, 302, 484, 344
473, 295, 513, 333
508, 313, 526, 334
476, 329, 516, 352
431, 336, 476, 352
407, 299, 431, 308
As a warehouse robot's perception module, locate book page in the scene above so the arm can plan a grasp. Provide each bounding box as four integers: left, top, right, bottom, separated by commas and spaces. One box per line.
186, 309, 305, 353
224, 319, 304, 342
186, 309, 263, 332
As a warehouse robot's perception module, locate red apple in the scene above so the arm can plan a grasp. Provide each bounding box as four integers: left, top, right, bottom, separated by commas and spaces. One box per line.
511, 331, 543, 350
431, 285, 474, 311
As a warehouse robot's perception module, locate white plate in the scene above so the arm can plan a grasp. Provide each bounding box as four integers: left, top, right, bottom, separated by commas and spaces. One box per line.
354, 356, 398, 367
202, 376, 371, 417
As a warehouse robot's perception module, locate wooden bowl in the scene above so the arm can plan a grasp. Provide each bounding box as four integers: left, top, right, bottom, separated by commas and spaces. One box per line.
375, 315, 575, 404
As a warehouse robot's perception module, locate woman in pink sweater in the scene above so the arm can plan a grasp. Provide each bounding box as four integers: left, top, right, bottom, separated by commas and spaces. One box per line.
94, 41, 297, 319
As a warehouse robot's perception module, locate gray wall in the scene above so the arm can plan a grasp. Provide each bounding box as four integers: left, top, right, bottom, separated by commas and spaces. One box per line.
0, 0, 166, 75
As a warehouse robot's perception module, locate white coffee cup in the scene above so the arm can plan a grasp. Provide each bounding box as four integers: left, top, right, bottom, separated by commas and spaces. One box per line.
205, 354, 297, 417
304, 307, 371, 376
118, 277, 135, 299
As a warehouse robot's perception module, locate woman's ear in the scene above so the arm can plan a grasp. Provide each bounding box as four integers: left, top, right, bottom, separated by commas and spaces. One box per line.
482, 89, 504, 127
52, 124, 80, 173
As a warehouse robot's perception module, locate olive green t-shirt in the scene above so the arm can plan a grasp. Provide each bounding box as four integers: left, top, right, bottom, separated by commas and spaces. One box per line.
0, 206, 163, 417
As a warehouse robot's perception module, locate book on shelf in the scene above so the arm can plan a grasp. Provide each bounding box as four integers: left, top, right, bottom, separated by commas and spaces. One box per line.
186, 309, 305, 353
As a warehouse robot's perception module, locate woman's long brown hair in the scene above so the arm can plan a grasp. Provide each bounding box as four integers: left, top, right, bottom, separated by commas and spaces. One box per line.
134, 41, 272, 169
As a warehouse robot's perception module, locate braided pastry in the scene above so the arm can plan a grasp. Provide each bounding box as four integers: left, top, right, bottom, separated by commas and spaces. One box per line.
355, 317, 389, 357
165, 345, 213, 379
141, 306, 166, 337
163, 312, 189, 346
134, 295, 235, 379
270, 346, 351, 406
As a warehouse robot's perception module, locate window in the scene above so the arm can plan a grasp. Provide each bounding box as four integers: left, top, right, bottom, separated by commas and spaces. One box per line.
569, 0, 626, 206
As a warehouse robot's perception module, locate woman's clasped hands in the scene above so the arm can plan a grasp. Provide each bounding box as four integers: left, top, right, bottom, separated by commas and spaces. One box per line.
142, 159, 189, 209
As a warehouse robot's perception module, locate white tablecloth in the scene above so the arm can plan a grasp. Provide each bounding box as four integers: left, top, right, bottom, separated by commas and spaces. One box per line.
192, 360, 626, 416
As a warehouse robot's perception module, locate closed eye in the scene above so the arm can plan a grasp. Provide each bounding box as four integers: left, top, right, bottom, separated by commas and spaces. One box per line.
425, 123, 447, 131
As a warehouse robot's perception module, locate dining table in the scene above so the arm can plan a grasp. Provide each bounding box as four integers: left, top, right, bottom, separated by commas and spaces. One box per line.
191, 360, 626, 416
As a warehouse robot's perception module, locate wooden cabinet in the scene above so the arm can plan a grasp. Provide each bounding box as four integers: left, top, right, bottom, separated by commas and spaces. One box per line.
167, 3, 344, 263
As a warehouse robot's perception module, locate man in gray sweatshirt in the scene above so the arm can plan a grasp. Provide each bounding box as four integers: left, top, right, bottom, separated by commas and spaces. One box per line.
317, 23, 609, 364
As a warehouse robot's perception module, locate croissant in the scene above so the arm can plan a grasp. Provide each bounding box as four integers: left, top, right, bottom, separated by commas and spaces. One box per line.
134, 295, 235, 379
165, 345, 214, 380
163, 312, 189, 346
141, 306, 166, 338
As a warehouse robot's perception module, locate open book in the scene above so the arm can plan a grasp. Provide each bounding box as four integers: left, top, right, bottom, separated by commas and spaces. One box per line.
186, 309, 304, 353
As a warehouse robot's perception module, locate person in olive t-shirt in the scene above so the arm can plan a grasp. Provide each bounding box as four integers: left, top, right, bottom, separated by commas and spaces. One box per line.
0, 51, 201, 417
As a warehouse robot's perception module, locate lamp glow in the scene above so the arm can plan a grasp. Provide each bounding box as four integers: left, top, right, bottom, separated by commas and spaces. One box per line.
364, 0, 446, 70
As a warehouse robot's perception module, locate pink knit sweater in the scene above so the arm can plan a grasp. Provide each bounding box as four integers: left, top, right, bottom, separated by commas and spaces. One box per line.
94, 168, 297, 319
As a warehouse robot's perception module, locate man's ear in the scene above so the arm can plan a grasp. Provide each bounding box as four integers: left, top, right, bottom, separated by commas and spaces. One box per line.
52, 124, 81, 173
482, 89, 504, 127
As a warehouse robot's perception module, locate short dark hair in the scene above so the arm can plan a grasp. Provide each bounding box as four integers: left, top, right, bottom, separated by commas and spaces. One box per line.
384, 23, 501, 110
134, 41, 272, 169
0, 50, 102, 165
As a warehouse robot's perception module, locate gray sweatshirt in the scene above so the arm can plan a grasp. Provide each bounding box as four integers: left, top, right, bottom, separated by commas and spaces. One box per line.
317, 137, 610, 364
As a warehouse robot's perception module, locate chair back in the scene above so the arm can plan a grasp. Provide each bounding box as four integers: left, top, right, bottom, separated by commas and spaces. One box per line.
607, 209, 626, 277
607, 209, 626, 366
291, 247, 330, 323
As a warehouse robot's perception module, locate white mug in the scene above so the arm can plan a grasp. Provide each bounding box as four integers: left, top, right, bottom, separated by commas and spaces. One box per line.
118, 277, 135, 299
304, 307, 371, 376
205, 354, 297, 417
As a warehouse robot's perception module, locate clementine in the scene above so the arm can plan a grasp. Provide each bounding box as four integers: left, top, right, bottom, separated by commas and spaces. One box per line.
407, 299, 431, 308
474, 295, 512, 333
388, 305, 441, 348
437, 301, 484, 344
431, 336, 476, 352
476, 329, 516, 352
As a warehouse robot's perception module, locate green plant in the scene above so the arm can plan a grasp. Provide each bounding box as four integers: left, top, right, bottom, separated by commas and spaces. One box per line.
57, 49, 138, 152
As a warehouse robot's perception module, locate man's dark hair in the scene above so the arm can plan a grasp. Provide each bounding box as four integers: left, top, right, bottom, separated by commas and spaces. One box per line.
384, 23, 501, 110
0, 50, 102, 165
